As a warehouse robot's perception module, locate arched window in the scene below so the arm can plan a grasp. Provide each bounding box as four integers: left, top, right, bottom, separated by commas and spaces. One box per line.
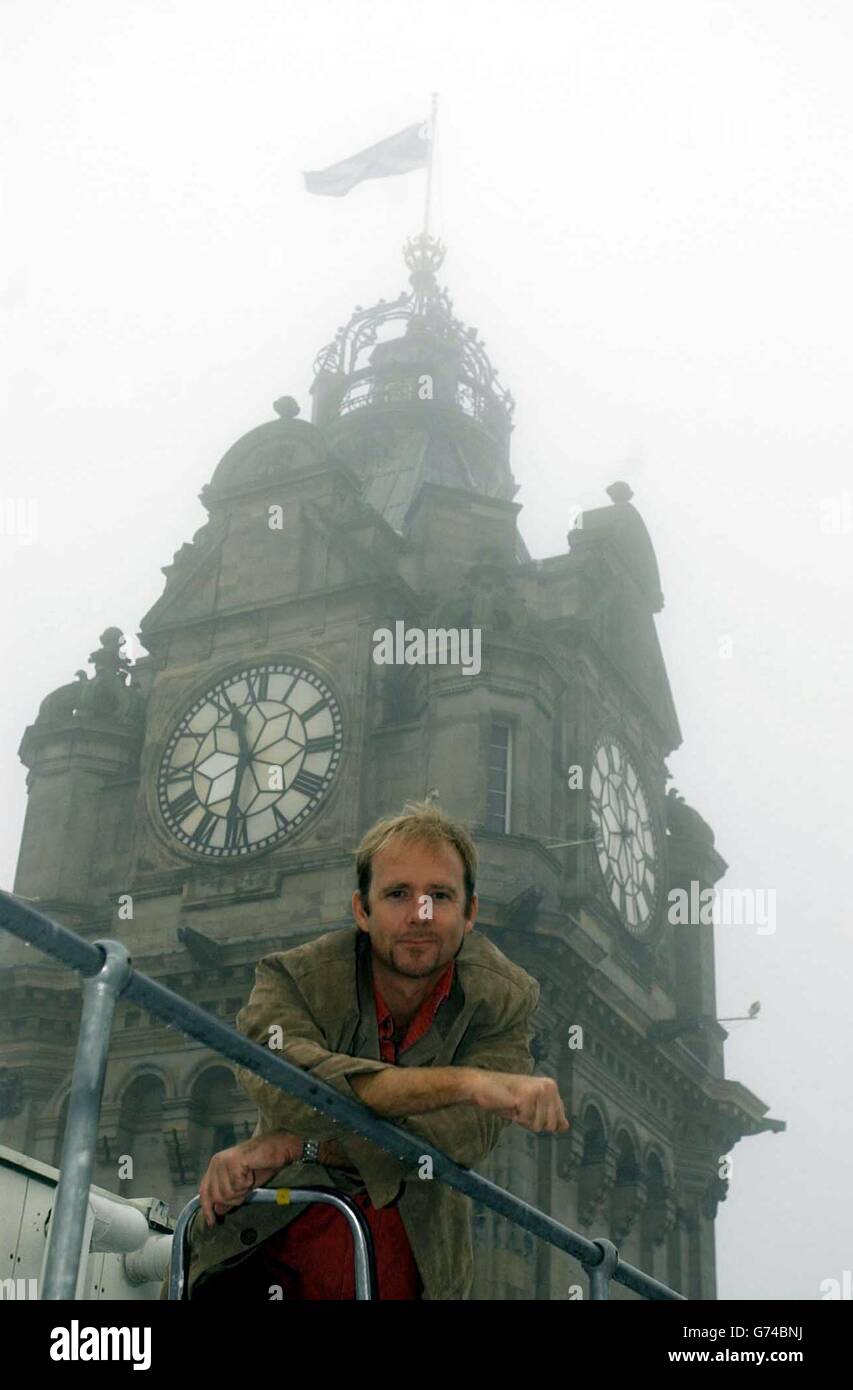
610, 1130, 644, 1248
577, 1104, 608, 1228
580, 1105, 607, 1165
115, 1074, 167, 1197
189, 1067, 245, 1186
614, 1130, 640, 1185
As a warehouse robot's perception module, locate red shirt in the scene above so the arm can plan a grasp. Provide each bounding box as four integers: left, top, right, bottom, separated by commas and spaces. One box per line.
257, 958, 454, 1300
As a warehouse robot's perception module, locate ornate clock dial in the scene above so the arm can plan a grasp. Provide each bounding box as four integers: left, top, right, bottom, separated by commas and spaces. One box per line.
588, 738, 659, 934
157, 663, 343, 856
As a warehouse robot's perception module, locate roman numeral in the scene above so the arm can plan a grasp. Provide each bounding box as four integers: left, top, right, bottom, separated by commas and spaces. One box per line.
272, 805, 290, 831
304, 735, 335, 753
292, 769, 325, 798
224, 814, 250, 850
246, 670, 269, 703
169, 786, 198, 819
167, 767, 193, 788
195, 810, 219, 846
211, 691, 234, 718
301, 698, 328, 724
174, 728, 203, 748
270, 674, 296, 707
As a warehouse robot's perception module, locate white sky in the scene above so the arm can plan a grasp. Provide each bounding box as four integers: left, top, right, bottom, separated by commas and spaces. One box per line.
1, 0, 851, 1301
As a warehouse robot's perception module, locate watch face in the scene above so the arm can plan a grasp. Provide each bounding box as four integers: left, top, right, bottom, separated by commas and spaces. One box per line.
589, 737, 659, 933
157, 663, 343, 856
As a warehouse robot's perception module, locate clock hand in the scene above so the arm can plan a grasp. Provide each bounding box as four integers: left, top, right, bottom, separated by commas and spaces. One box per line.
222, 753, 255, 849
230, 707, 251, 756
614, 782, 630, 836
225, 709, 254, 823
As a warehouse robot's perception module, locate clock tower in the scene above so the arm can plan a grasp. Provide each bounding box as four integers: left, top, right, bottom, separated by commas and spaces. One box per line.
1, 235, 782, 1299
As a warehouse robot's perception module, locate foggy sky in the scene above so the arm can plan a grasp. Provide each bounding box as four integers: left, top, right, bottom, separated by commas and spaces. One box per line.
1, 0, 851, 1300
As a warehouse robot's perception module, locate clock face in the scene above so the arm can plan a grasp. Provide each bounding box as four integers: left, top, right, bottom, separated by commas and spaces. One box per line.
157, 663, 343, 857
588, 738, 659, 934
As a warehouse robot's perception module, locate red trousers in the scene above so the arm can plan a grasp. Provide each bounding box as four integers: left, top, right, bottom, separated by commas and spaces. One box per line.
256, 1191, 422, 1300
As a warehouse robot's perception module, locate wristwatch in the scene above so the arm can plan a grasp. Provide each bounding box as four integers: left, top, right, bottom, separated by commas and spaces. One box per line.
300, 1139, 320, 1166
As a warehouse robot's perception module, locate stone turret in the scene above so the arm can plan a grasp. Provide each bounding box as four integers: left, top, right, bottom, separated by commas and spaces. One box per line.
13, 629, 147, 914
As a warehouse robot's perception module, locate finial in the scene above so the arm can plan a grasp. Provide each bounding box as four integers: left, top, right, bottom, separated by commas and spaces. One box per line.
273, 396, 300, 419
606, 480, 634, 504
404, 233, 446, 296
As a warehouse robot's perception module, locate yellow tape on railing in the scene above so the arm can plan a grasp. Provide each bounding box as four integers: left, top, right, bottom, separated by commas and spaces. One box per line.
275, 1189, 292, 1205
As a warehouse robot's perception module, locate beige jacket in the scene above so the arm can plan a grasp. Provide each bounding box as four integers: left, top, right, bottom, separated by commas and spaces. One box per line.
169, 925, 539, 1300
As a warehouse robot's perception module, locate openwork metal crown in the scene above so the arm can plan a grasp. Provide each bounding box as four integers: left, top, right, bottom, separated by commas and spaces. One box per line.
312, 235, 515, 423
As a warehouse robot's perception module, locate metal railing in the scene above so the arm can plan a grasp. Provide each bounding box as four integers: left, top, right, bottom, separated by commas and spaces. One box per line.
0, 889, 685, 1301
169, 1188, 378, 1300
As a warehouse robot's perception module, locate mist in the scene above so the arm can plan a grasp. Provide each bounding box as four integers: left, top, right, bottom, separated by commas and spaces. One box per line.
1, 0, 851, 1301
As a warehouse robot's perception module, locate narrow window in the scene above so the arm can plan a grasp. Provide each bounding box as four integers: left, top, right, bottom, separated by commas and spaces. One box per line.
486, 721, 512, 833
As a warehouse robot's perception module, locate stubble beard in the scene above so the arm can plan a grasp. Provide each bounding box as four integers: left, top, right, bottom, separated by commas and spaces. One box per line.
379, 928, 466, 980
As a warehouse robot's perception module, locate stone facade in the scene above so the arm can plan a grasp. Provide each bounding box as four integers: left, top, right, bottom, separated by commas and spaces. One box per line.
0, 236, 783, 1299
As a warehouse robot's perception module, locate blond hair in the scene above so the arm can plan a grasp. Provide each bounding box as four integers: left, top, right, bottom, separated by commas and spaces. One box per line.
354, 800, 478, 916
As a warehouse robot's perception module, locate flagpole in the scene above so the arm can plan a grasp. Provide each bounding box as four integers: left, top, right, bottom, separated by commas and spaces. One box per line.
422, 92, 438, 238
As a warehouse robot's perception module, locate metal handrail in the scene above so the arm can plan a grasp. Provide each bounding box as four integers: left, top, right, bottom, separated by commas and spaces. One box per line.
0, 889, 685, 1301
169, 1189, 377, 1300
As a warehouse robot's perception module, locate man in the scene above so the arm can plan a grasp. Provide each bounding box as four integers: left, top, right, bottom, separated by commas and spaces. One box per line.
180, 801, 569, 1300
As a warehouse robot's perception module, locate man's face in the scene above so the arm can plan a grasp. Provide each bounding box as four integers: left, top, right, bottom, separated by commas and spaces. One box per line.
352, 836, 477, 980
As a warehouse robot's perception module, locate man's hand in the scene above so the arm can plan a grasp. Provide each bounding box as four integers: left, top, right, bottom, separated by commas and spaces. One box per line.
199, 1132, 304, 1228
466, 1071, 570, 1134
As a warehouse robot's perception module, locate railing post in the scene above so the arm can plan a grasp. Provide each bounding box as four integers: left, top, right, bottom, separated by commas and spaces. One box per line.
583, 1238, 619, 1301
42, 939, 132, 1300
168, 1190, 377, 1301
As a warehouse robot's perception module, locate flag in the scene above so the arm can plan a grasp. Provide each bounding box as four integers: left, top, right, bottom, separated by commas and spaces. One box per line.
304, 121, 430, 197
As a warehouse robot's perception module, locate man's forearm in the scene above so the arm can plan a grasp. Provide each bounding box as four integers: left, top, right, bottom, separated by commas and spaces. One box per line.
240, 1131, 357, 1173
349, 1065, 477, 1116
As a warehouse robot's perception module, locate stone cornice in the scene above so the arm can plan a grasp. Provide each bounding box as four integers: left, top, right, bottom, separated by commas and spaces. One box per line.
140, 575, 422, 640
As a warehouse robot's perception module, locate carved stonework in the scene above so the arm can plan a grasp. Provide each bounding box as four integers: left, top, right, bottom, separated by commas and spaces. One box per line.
665, 787, 715, 848
701, 1174, 730, 1221
153, 513, 225, 606
611, 1178, 648, 1243
434, 564, 530, 633
645, 1190, 678, 1246
556, 1124, 587, 1183
35, 671, 88, 725
33, 628, 146, 730
577, 1154, 616, 1228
